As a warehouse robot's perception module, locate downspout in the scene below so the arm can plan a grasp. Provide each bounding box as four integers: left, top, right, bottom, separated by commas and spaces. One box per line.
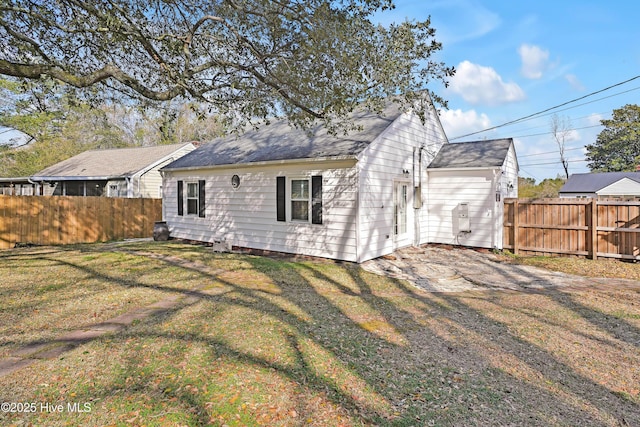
355, 161, 362, 263
137, 156, 176, 198
28, 178, 43, 196
413, 147, 419, 246
159, 169, 166, 221
126, 177, 133, 198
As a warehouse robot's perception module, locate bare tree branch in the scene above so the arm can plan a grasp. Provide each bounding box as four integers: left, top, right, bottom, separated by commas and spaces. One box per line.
0, 60, 185, 101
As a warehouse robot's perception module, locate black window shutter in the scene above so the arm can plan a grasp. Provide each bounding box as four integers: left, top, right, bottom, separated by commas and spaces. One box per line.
276, 176, 286, 222
311, 175, 323, 224
198, 180, 206, 218
177, 180, 184, 216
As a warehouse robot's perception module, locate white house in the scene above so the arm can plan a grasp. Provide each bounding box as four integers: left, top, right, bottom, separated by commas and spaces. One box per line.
559, 172, 640, 200
160, 102, 518, 262
30, 143, 197, 198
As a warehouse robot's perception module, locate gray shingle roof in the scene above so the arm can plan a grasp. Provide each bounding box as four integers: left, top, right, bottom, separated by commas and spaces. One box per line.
163, 103, 403, 170
559, 172, 640, 193
33, 143, 192, 179
428, 138, 513, 169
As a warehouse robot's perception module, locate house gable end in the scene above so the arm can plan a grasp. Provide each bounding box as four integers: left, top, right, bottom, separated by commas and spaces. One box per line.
597, 177, 640, 196
560, 172, 640, 194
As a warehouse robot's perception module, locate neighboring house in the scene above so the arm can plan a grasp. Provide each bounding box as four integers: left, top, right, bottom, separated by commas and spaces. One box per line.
559, 172, 640, 200
0, 177, 38, 195
30, 143, 197, 198
161, 101, 519, 262
426, 138, 518, 250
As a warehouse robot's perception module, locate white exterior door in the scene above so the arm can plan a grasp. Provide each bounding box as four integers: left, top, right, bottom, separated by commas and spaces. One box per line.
394, 181, 413, 248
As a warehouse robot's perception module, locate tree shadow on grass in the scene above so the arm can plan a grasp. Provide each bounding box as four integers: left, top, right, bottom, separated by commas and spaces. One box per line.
413, 250, 640, 349
366, 270, 640, 425
2, 244, 639, 426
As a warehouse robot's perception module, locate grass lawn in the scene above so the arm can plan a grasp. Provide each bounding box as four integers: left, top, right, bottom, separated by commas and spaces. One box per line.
0, 241, 638, 426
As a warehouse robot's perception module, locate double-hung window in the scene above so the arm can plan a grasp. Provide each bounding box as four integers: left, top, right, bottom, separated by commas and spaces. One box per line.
276, 176, 322, 224
186, 182, 199, 215
177, 180, 206, 218
291, 179, 310, 221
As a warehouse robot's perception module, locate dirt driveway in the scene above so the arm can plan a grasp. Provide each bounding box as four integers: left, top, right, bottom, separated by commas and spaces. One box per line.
362, 245, 640, 292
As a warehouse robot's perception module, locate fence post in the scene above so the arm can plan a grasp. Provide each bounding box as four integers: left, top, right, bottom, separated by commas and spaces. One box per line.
513, 199, 519, 255
590, 199, 598, 260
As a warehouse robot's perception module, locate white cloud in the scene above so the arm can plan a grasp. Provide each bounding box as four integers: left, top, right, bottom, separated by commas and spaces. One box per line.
429, 0, 501, 44
518, 44, 550, 79
439, 108, 492, 139
448, 60, 525, 106
587, 113, 603, 126
565, 74, 585, 91
373, 0, 500, 44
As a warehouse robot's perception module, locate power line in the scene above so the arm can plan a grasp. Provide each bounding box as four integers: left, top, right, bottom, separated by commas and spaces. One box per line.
524, 85, 640, 120
518, 146, 585, 158
449, 74, 640, 141
510, 124, 602, 140
504, 109, 611, 135
501, 86, 640, 136
520, 158, 589, 167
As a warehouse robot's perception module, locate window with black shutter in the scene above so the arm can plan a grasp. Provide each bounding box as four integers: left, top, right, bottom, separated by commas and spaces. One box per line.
186, 182, 199, 215
179, 180, 206, 217
276, 175, 322, 224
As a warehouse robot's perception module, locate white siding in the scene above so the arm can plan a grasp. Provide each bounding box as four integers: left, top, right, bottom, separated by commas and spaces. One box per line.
501, 144, 519, 198
356, 110, 447, 262
163, 161, 360, 262
106, 179, 128, 197
135, 143, 198, 198
426, 169, 500, 249
597, 178, 640, 197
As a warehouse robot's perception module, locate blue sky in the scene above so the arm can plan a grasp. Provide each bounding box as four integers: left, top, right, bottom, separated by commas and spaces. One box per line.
378, 0, 640, 180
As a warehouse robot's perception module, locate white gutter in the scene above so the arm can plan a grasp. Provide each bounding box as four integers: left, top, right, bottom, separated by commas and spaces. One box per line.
30, 175, 126, 181
427, 166, 501, 172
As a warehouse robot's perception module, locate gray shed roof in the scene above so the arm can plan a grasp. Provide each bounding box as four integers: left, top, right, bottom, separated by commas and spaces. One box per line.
559, 172, 640, 193
428, 138, 513, 169
163, 103, 404, 170
33, 143, 192, 179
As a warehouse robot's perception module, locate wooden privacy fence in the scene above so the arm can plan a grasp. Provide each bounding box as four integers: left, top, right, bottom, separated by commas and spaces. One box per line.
503, 198, 640, 260
0, 195, 162, 249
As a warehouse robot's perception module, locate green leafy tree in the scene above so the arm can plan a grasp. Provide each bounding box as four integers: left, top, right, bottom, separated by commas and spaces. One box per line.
0, 77, 226, 176
0, 104, 128, 177
0, 78, 128, 176
518, 176, 565, 198
0, 0, 454, 132
0, 78, 65, 144
586, 104, 640, 172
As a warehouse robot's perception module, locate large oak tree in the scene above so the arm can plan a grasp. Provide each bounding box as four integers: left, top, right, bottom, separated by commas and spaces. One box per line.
586, 104, 640, 172
0, 0, 454, 132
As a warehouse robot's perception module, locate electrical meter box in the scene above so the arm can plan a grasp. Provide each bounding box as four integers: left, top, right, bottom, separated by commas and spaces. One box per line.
457, 202, 471, 233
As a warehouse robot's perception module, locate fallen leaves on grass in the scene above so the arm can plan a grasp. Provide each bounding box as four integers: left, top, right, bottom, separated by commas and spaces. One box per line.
1, 242, 639, 427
